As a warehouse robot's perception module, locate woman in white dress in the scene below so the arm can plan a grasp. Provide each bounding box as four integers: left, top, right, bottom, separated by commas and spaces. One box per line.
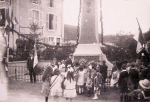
64, 68, 77, 102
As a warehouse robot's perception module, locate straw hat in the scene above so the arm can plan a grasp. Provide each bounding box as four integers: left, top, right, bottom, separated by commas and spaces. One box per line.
139, 79, 150, 89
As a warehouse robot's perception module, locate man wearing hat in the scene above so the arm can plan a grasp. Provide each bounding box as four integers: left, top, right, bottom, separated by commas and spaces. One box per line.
128, 79, 150, 101
138, 79, 150, 100
27, 52, 36, 83
65, 53, 73, 72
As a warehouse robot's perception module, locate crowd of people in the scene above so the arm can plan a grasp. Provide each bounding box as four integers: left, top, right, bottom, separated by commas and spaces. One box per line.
40, 53, 108, 102
27, 52, 150, 102
110, 61, 150, 102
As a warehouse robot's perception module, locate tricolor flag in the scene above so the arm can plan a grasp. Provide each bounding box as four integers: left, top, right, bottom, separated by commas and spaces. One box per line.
33, 42, 38, 68
133, 18, 144, 54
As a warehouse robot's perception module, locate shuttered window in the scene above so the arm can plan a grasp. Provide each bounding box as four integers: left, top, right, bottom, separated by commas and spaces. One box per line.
46, 13, 57, 30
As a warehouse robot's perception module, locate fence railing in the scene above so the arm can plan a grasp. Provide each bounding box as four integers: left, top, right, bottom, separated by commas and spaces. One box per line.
8, 65, 112, 88
8, 65, 42, 82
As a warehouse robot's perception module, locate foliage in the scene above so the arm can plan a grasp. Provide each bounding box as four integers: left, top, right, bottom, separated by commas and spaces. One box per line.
39, 45, 75, 61
101, 34, 137, 62
13, 22, 42, 61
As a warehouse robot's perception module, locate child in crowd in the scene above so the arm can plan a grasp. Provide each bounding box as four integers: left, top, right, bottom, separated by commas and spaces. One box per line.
77, 66, 85, 94
85, 64, 95, 97
64, 68, 77, 102
73, 61, 80, 73
92, 67, 103, 100
41, 64, 53, 102
59, 60, 66, 72
118, 64, 129, 102
110, 67, 121, 88
59, 60, 66, 78
50, 68, 63, 102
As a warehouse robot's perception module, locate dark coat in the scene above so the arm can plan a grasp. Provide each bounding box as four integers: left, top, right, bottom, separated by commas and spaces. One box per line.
27, 57, 34, 70
100, 64, 108, 79
129, 68, 139, 84
118, 70, 129, 93
141, 68, 150, 80
65, 57, 73, 68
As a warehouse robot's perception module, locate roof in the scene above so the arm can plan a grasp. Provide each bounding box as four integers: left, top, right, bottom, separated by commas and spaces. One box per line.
73, 44, 102, 56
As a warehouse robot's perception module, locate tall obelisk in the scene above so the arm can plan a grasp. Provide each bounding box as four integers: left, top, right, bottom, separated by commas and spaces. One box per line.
73, 0, 113, 70
79, 0, 99, 44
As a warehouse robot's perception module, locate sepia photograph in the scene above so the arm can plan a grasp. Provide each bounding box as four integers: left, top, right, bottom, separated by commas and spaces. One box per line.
0, 0, 150, 102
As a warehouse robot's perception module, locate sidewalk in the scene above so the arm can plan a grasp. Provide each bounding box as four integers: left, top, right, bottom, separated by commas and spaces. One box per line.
4, 79, 120, 102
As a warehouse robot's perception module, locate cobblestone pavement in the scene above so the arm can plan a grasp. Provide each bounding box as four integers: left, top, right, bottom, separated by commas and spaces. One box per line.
4, 79, 120, 102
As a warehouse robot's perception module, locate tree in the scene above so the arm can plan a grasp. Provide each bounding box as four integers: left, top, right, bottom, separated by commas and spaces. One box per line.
15, 22, 42, 61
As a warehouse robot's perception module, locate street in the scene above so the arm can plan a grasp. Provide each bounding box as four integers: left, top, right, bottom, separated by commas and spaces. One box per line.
4, 78, 120, 102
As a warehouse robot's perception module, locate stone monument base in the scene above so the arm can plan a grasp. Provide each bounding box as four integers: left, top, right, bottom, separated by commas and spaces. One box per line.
73, 44, 113, 70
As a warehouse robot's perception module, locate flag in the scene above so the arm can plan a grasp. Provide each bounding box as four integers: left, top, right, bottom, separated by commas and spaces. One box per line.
133, 19, 144, 54
33, 42, 38, 68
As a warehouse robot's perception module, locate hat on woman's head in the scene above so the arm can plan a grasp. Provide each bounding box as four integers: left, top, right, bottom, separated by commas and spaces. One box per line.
53, 68, 60, 75
139, 79, 150, 89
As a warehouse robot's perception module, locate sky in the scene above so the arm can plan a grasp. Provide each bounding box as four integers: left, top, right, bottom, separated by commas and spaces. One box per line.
63, 0, 150, 35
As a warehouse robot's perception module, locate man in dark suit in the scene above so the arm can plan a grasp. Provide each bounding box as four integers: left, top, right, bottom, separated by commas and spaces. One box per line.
100, 60, 108, 92
129, 62, 139, 90
65, 53, 73, 72
27, 53, 36, 83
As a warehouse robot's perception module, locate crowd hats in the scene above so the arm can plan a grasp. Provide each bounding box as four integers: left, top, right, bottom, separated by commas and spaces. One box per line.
139, 79, 150, 89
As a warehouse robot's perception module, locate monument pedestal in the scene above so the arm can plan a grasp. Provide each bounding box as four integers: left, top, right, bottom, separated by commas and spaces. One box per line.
73, 44, 113, 70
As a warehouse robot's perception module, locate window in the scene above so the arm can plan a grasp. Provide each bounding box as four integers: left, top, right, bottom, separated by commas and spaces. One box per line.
33, 10, 39, 25
43, 38, 48, 43
56, 38, 60, 45
0, 9, 5, 27
46, 14, 57, 30
49, 37, 54, 45
50, 0, 54, 7
29, 10, 39, 26
49, 14, 54, 29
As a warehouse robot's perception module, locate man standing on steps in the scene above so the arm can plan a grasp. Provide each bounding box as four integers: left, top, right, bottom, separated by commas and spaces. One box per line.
27, 52, 36, 83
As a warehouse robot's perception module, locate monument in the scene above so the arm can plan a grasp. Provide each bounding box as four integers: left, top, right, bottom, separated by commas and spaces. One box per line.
73, 0, 113, 70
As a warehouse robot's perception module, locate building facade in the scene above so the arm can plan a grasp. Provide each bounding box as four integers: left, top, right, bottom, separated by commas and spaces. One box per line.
0, 0, 64, 49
